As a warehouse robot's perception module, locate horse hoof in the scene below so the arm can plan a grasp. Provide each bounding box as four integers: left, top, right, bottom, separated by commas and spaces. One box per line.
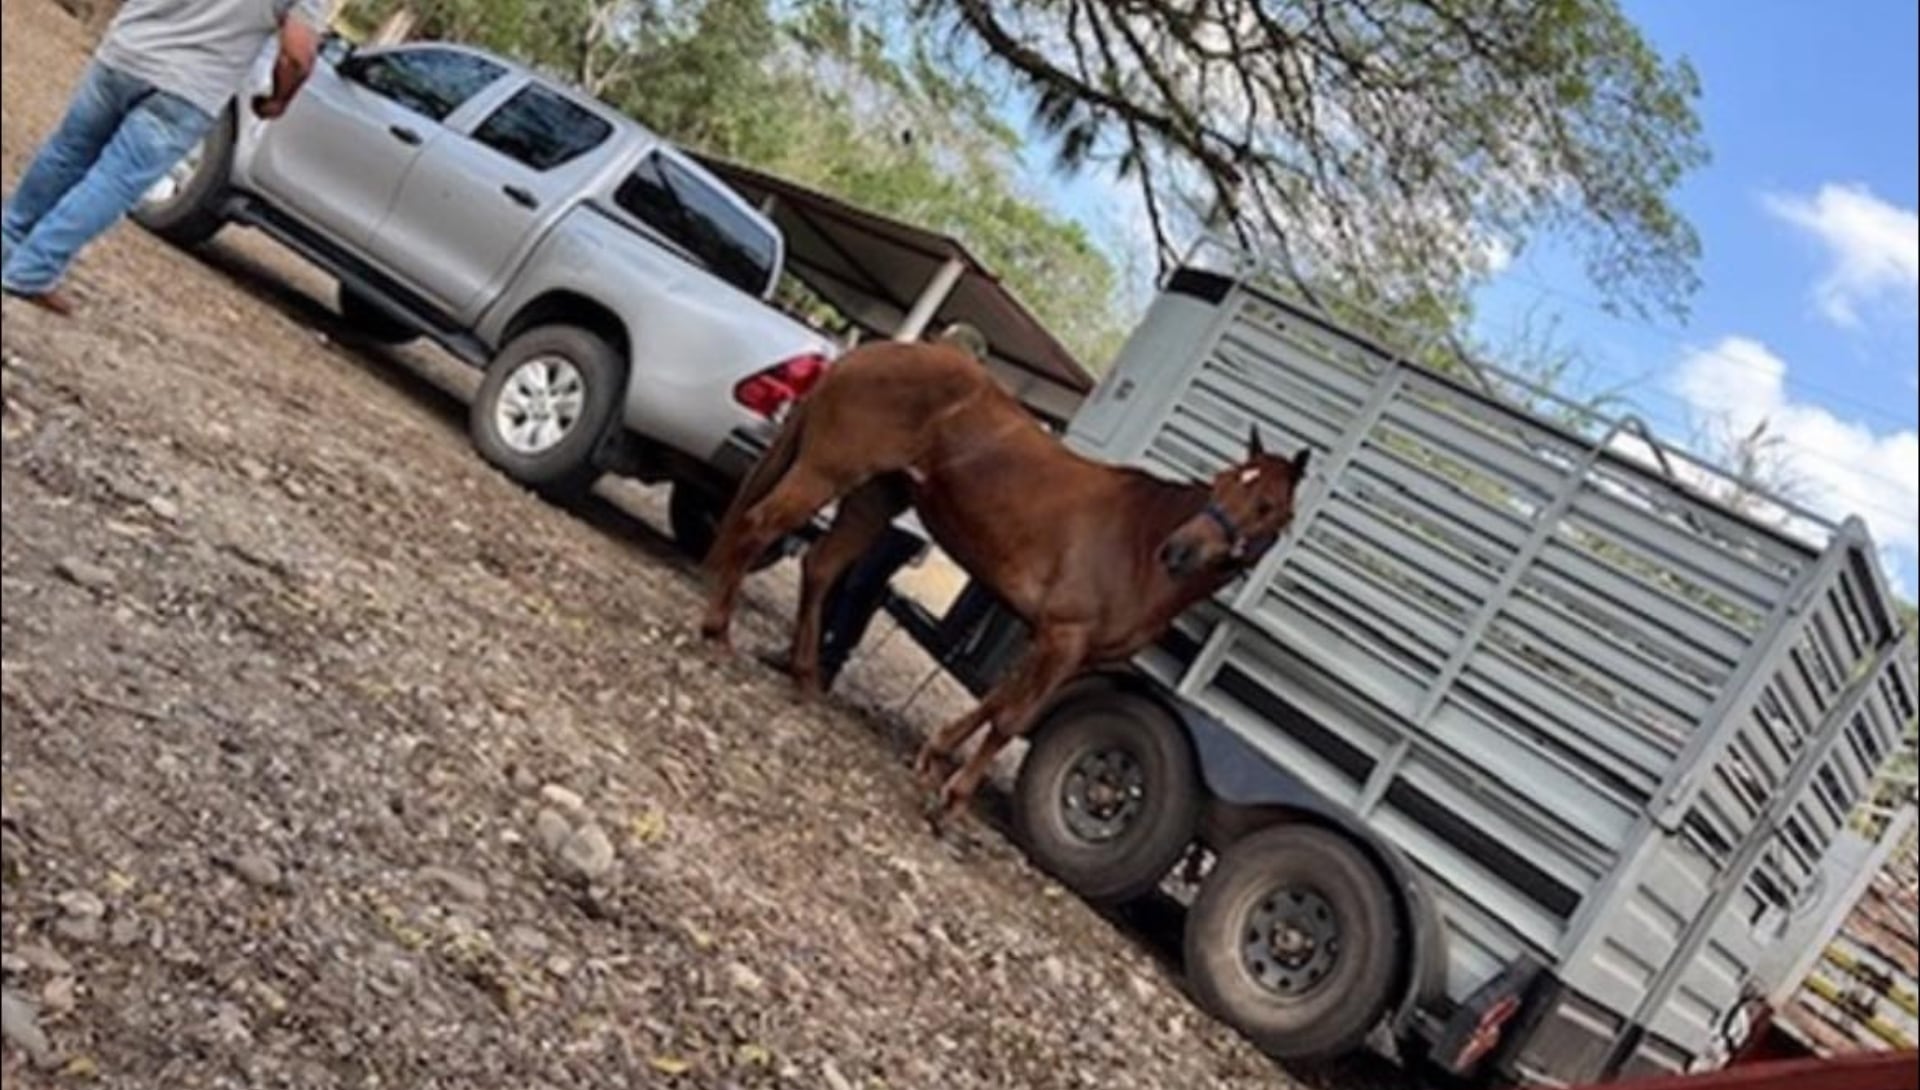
919, 791, 949, 833
911, 753, 946, 793
697, 614, 729, 644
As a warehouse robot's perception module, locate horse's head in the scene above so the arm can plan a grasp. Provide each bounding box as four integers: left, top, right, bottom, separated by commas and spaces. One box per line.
1159, 428, 1311, 579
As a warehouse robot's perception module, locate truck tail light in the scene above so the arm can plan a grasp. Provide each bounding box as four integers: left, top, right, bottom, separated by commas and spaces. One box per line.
734, 353, 829, 419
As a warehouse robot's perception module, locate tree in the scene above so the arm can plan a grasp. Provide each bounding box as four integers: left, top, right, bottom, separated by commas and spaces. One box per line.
908, 0, 1708, 324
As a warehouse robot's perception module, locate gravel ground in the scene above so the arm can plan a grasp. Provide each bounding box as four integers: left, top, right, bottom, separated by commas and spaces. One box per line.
0, 4, 1414, 1086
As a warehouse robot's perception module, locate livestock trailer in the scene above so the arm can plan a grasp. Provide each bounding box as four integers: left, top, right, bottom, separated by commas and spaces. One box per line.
886, 244, 1920, 1085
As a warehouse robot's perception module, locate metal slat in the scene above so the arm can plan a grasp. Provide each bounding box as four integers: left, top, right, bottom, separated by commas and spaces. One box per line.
1460, 652, 1673, 791
1534, 541, 1753, 670
1571, 491, 1792, 619
1500, 593, 1716, 725
1212, 327, 1378, 413
1353, 441, 1536, 544
1188, 365, 1349, 449
1305, 511, 1475, 622
1426, 700, 1641, 847
1321, 492, 1501, 609
1381, 393, 1575, 505
1286, 540, 1462, 659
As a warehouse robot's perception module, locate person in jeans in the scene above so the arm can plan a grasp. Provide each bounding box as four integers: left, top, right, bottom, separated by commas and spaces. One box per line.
1, 0, 324, 315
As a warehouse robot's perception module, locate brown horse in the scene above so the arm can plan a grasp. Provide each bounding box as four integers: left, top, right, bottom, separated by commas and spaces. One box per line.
699, 340, 1309, 819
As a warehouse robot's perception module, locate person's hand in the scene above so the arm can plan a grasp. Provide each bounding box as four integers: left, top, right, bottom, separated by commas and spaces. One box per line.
251, 94, 289, 120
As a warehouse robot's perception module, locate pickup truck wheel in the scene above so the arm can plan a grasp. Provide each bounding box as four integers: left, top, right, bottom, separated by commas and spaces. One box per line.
1184, 825, 1401, 1061
470, 325, 625, 499
1013, 689, 1200, 905
337, 285, 418, 346
132, 107, 233, 247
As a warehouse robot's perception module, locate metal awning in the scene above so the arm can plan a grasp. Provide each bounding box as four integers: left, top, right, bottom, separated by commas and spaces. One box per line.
693, 155, 1097, 425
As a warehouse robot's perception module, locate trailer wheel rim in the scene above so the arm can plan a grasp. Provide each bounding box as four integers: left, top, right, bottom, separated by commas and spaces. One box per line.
1239, 887, 1340, 998
1060, 745, 1146, 843
495, 355, 587, 454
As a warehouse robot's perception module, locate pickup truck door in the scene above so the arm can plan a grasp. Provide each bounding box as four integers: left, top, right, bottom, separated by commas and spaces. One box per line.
249, 46, 507, 250
358, 80, 618, 322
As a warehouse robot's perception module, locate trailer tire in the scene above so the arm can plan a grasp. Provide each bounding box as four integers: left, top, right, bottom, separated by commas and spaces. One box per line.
1184, 824, 1401, 1061
1013, 690, 1200, 905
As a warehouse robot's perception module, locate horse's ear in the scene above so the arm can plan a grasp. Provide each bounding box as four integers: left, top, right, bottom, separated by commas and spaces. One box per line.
1247, 425, 1265, 458
1292, 447, 1312, 476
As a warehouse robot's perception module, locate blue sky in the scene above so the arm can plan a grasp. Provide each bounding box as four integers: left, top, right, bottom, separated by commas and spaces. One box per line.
1477, 0, 1919, 598
1021, 1, 1919, 599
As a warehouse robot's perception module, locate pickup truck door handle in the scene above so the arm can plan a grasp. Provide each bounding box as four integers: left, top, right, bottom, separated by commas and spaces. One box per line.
501, 185, 539, 210
386, 124, 422, 146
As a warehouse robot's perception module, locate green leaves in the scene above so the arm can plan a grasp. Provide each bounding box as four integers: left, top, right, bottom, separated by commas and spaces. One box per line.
916, 0, 1708, 324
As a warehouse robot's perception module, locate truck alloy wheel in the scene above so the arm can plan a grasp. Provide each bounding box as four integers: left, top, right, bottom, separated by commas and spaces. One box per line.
469, 325, 625, 499
1184, 824, 1401, 1061
494, 355, 587, 455
1013, 689, 1200, 905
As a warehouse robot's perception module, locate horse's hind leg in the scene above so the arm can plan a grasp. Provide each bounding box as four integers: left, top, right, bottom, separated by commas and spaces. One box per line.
789, 476, 907, 695
699, 467, 842, 647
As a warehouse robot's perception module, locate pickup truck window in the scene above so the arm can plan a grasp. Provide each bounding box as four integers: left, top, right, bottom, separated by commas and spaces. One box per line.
615, 152, 776, 298
351, 48, 506, 123
472, 84, 613, 171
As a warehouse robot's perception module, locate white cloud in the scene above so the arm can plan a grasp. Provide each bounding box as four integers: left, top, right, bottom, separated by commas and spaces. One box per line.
1763, 184, 1919, 328
1672, 338, 1918, 573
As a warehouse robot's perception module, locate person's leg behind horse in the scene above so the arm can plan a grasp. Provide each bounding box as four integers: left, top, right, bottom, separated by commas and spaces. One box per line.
3, 69, 212, 302
700, 464, 845, 647
789, 478, 906, 694
816, 521, 922, 687
936, 622, 1091, 821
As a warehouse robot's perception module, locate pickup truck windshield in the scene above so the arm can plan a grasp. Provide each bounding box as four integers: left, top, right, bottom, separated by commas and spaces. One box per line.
615, 152, 776, 298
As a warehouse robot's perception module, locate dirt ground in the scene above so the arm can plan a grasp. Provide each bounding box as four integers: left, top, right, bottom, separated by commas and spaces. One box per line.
0, 4, 1408, 1086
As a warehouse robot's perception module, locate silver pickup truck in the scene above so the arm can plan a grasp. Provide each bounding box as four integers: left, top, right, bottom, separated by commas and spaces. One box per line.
134, 37, 836, 553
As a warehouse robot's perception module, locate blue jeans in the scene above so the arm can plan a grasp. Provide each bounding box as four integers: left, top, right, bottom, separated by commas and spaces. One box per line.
1, 61, 213, 295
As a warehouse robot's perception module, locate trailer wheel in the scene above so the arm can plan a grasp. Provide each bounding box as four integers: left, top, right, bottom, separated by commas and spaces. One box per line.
1013, 689, 1200, 905
1184, 824, 1401, 1061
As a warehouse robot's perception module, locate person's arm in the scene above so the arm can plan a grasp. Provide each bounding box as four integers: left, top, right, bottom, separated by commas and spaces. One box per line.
251, 9, 321, 119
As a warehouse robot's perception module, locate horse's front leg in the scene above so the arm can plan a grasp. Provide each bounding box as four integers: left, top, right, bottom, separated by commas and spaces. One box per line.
933, 624, 1091, 823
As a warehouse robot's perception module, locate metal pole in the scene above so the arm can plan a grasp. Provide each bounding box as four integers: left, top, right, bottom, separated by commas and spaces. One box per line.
894, 256, 966, 342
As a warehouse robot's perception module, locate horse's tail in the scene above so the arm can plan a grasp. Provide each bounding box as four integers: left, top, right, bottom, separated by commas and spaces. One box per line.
705, 398, 811, 574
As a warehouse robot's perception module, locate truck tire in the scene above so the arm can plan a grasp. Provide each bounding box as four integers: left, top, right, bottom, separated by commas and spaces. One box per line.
469, 325, 625, 499
1184, 824, 1401, 1061
132, 107, 234, 247
1013, 689, 1201, 905
337, 285, 418, 346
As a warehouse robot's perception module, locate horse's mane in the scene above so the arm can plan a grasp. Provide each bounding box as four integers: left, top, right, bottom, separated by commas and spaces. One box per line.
1116, 466, 1210, 540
